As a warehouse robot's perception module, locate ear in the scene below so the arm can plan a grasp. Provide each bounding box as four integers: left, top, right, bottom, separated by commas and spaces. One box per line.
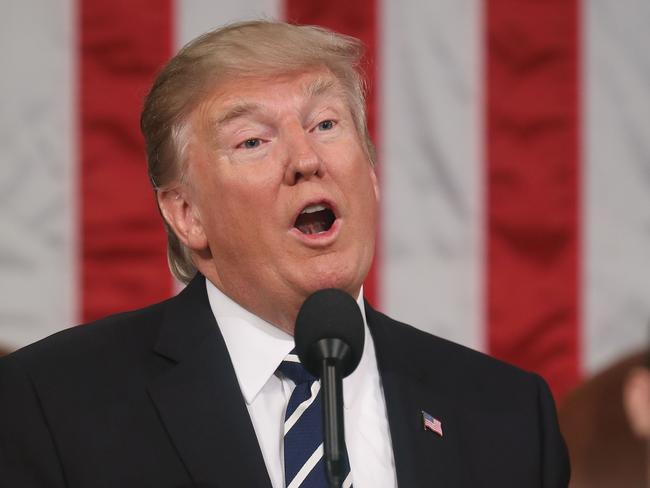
623, 367, 650, 439
157, 187, 208, 252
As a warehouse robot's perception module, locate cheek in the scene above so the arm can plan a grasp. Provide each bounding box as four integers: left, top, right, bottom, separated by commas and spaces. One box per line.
206, 172, 282, 240
353, 174, 380, 234
197, 152, 277, 207
349, 163, 379, 208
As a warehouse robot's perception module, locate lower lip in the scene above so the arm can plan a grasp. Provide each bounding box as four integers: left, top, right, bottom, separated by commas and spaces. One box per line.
289, 218, 341, 246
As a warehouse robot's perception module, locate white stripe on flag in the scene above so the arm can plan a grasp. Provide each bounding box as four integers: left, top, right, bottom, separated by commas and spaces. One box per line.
0, 0, 77, 349
381, 0, 484, 350
583, 0, 650, 374
176, 0, 281, 47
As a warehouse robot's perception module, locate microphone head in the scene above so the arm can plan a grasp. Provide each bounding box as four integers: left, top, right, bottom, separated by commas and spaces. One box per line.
294, 288, 365, 378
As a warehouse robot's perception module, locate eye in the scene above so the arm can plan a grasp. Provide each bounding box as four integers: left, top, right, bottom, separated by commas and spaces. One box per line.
238, 138, 262, 149
315, 119, 336, 131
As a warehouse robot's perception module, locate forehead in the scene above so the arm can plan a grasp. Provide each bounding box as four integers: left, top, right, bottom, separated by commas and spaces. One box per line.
201, 69, 348, 122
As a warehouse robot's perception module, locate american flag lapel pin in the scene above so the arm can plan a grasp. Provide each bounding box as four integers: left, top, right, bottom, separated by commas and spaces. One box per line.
421, 410, 443, 437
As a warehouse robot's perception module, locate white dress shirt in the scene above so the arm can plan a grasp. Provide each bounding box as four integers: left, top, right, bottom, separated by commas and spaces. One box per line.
206, 280, 398, 488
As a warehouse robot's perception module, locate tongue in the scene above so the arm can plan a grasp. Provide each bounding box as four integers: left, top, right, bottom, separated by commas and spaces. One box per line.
295, 209, 335, 235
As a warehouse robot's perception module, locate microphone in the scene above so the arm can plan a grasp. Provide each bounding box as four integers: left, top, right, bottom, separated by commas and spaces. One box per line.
294, 289, 365, 488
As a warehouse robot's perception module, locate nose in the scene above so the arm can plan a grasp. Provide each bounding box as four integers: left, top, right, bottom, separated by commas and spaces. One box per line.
283, 127, 324, 185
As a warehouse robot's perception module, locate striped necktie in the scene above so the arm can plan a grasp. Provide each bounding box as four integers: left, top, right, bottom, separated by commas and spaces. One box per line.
278, 351, 352, 488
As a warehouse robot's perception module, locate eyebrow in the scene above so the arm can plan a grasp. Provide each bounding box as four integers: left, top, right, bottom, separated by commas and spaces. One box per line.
214, 102, 263, 127
303, 76, 338, 99
212, 76, 341, 129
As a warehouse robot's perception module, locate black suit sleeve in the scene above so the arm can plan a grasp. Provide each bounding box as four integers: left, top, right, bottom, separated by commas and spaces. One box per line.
0, 355, 67, 488
534, 374, 570, 488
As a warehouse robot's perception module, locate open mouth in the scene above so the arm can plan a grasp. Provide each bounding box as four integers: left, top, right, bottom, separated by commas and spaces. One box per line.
294, 203, 336, 235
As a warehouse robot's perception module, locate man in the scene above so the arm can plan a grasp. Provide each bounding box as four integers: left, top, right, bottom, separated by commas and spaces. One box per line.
623, 350, 650, 485
560, 349, 649, 487
0, 21, 569, 487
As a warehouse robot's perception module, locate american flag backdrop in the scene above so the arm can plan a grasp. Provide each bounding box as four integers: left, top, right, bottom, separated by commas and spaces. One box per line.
1, 0, 649, 400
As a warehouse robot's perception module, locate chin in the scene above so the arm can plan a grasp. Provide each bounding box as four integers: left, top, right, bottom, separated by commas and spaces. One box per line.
298, 262, 365, 298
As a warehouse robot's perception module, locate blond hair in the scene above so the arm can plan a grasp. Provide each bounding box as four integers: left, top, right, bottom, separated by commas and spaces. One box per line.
141, 20, 374, 284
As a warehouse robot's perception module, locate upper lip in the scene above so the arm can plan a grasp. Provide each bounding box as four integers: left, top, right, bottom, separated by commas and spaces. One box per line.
291, 197, 339, 228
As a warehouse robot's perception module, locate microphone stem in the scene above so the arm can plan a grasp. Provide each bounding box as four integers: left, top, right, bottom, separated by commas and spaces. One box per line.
321, 358, 346, 488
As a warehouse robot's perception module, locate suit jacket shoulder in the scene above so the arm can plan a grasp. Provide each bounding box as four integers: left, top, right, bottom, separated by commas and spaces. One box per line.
366, 305, 570, 488
6, 298, 169, 379
0, 276, 271, 488
369, 308, 538, 397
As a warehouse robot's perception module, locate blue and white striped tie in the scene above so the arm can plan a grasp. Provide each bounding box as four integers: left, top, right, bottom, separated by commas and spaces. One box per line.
278, 351, 352, 488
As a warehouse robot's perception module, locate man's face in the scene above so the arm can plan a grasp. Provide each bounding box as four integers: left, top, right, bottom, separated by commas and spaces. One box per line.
180, 69, 378, 330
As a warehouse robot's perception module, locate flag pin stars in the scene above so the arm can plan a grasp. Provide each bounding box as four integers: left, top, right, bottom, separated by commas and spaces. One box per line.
421, 410, 443, 437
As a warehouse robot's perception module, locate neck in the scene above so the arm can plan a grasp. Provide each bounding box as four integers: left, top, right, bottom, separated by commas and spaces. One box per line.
199, 269, 362, 336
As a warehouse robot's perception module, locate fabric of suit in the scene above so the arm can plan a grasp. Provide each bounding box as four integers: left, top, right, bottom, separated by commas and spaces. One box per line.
0, 274, 570, 487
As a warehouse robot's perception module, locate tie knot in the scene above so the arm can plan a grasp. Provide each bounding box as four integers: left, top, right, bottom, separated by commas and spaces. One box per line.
278, 351, 317, 385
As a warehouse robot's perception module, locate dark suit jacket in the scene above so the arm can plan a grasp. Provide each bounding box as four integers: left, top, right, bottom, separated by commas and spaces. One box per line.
0, 275, 569, 487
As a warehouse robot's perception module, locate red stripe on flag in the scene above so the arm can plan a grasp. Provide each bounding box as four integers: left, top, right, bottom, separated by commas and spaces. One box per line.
283, 0, 381, 307
485, 0, 581, 398
80, 0, 173, 322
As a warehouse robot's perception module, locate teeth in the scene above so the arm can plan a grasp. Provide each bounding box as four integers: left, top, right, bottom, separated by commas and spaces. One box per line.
300, 203, 328, 214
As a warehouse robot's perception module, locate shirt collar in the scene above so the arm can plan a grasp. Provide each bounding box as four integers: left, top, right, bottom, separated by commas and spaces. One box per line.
206, 280, 293, 405
206, 279, 370, 408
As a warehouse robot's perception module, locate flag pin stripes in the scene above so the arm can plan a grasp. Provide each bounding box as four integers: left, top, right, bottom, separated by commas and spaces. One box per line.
421, 410, 443, 437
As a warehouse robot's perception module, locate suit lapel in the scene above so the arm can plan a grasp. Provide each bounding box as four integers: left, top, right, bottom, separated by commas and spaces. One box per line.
147, 276, 272, 488
366, 304, 462, 488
